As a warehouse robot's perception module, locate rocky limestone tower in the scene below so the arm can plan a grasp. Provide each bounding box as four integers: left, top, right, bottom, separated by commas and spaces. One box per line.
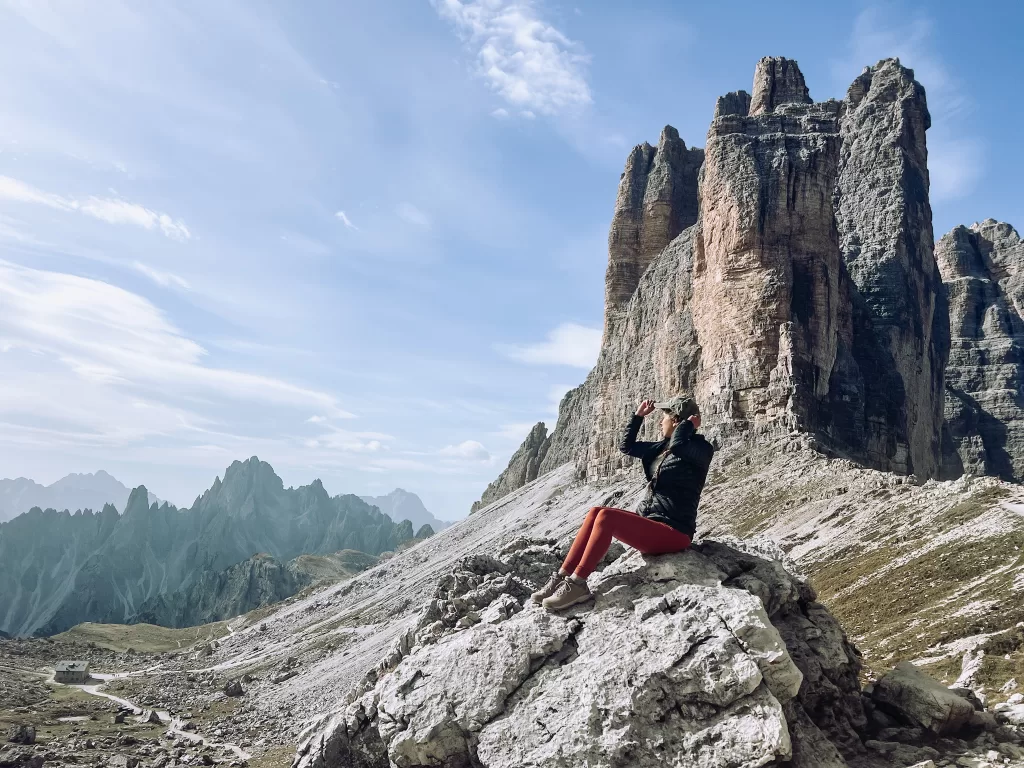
937, 220, 1024, 480
692, 57, 849, 444
836, 59, 950, 478
472, 57, 956, 512
692, 56, 948, 476
603, 126, 704, 342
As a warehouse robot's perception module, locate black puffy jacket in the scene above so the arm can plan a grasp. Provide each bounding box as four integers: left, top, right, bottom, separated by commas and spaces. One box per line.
619, 414, 715, 536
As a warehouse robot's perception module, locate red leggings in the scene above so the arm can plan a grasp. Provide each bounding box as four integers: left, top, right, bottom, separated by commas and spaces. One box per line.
561, 506, 692, 579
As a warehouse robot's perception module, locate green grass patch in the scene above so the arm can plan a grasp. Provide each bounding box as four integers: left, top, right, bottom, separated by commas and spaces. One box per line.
56, 621, 230, 653
248, 744, 295, 767
808, 531, 1024, 675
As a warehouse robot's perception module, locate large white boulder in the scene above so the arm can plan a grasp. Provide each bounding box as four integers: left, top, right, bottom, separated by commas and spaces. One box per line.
296, 538, 862, 768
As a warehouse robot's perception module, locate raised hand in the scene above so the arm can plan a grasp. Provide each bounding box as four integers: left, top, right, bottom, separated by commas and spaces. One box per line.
635, 399, 656, 418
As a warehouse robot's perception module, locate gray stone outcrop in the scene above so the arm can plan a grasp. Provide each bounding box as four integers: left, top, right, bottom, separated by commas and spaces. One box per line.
937, 219, 1024, 480
295, 537, 866, 768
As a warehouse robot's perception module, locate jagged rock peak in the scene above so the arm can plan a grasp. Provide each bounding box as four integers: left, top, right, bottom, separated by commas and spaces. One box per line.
221, 455, 285, 491
714, 90, 751, 119
836, 54, 945, 478
123, 485, 151, 516
749, 56, 812, 115
973, 217, 1022, 241
658, 124, 681, 147
935, 221, 1023, 280
604, 123, 703, 340
846, 58, 930, 127
471, 422, 549, 514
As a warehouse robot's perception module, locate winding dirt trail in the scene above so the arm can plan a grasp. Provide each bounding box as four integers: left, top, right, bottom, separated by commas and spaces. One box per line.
44, 666, 252, 761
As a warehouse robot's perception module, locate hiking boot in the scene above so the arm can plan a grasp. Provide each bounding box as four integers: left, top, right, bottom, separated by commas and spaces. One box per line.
542, 578, 592, 612
531, 572, 565, 604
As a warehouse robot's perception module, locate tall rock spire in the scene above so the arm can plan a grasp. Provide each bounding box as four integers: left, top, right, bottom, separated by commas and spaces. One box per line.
836, 58, 949, 478
749, 56, 812, 115
603, 126, 703, 342
693, 58, 847, 443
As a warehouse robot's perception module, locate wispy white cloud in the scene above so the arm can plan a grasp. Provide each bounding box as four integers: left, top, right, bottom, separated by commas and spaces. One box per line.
397, 202, 431, 229
335, 210, 358, 229
307, 436, 383, 453
439, 439, 491, 461
0, 175, 191, 240
306, 415, 327, 424
835, 7, 984, 202
498, 322, 600, 368
132, 260, 190, 290
0, 261, 353, 421
0, 176, 71, 209
432, 0, 592, 116
490, 107, 509, 119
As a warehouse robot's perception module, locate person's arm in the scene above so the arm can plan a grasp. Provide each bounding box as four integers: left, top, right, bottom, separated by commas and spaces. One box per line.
620, 400, 658, 457
666, 416, 698, 457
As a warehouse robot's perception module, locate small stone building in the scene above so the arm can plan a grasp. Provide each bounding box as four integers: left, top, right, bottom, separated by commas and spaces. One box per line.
54, 660, 90, 684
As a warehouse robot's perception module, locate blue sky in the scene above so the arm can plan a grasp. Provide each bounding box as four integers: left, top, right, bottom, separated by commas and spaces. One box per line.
0, 0, 1020, 520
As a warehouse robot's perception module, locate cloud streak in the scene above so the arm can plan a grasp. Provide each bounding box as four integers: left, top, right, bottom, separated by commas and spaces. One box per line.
132, 261, 190, 290
432, 0, 592, 116
0, 261, 352, 418
498, 322, 601, 368
397, 202, 431, 229
439, 439, 491, 461
0, 176, 191, 240
335, 210, 358, 229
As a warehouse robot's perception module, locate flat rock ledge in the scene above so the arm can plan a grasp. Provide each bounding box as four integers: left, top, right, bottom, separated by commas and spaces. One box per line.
295, 536, 866, 768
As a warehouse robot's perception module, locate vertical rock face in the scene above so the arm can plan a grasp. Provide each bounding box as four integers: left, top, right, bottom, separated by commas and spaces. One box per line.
749, 56, 812, 116
475, 57, 983, 510
603, 126, 704, 341
692, 74, 846, 442
836, 59, 950, 478
937, 220, 1024, 480
575, 229, 702, 480
691, 56, 947, 474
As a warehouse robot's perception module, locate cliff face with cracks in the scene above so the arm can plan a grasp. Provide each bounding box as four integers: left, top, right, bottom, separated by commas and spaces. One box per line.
603, 126, 704, 342
938, 219, 1024, 481
476, 55, 1001, 510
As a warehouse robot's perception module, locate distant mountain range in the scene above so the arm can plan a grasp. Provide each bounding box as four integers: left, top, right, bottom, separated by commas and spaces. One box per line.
0, 457, 430, 637
134, 549, 381, 629
360, 488, 450, 532
0, 470, 161, 523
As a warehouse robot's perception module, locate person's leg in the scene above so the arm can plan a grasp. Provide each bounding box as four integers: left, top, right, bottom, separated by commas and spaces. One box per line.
573, 507, 691, 579
559, 506, 603, 575
533, 506, 604, 604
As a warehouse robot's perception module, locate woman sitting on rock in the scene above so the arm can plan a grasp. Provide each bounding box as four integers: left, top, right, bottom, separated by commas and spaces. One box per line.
533, 393, 715, 611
